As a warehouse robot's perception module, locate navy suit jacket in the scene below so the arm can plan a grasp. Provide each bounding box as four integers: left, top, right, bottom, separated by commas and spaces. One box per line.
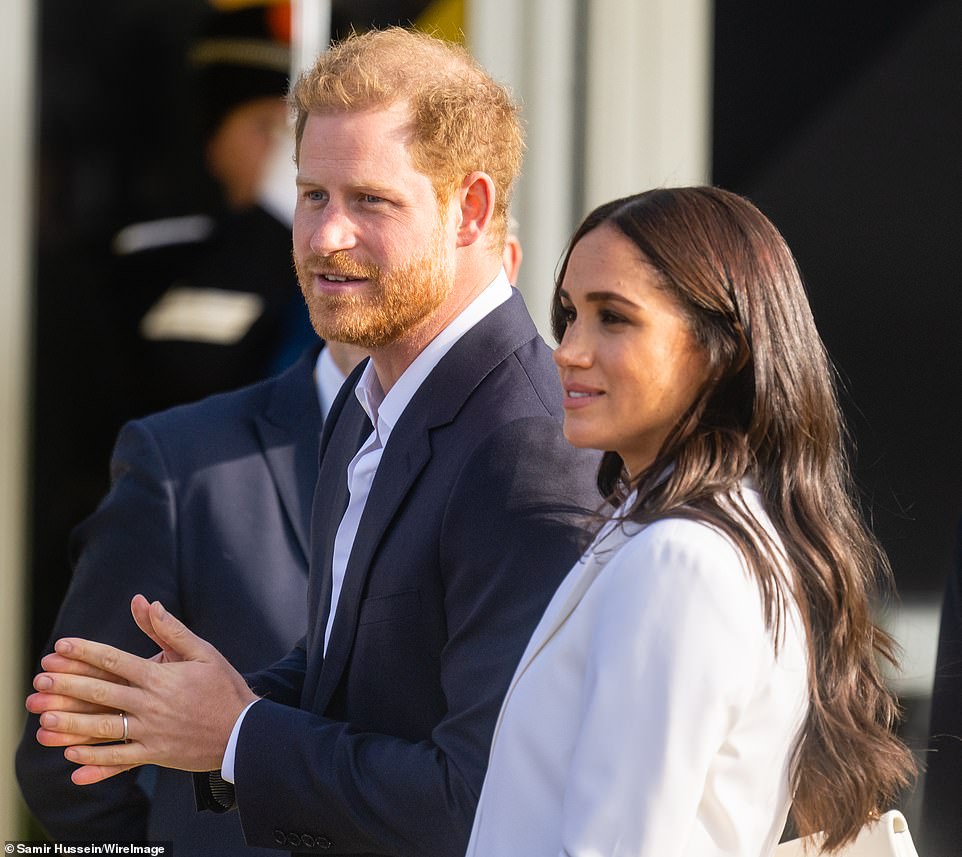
17, 346, 323, 856
217, 292, 600, 856
923, 516, 962, 857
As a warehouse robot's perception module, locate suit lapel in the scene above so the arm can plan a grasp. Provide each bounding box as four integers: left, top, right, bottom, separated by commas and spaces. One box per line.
303, 394, 370, 698
252, 346, 323, 563
310, 291, 541, 714
312, 427, 433, 709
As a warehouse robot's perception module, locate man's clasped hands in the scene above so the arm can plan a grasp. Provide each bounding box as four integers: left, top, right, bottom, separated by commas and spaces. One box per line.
26, 594, 256, 786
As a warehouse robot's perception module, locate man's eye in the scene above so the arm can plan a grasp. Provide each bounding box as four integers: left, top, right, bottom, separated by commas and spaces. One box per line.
361, 194, 384, 204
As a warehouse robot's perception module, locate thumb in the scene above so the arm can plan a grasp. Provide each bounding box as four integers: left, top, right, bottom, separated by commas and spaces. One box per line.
131, 594, 166, 653
146, 600, 216, 662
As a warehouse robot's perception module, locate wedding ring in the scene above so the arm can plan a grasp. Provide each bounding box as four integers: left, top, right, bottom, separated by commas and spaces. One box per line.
119, 711, 129, 744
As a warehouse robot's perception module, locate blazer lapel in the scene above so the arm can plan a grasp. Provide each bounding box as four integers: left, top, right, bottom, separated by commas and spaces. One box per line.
310, 291, 542, 714
253, 346, 323, 563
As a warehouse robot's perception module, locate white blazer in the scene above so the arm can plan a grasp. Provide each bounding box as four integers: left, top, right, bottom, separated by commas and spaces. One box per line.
466, 488, 809, 857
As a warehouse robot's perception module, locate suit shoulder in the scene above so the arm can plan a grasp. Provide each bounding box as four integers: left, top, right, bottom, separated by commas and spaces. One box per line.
505, 337, 566, 417
610, 487, 779, 573
144, 353, 313, 428
444, 413, 600, 526
458, 335, 564, 425
599, 513, 782, 640
127, 356, 315, 464
612, 517, 746, 576
136, 379, 267, 435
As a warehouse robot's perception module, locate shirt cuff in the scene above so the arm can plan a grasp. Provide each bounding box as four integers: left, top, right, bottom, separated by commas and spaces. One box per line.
221, 699, 259, 784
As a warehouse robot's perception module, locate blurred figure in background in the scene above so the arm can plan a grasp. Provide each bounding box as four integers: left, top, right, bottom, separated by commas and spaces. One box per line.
503, 213, 523, 285
109, 0, 305, 420
28, 0, 306, 670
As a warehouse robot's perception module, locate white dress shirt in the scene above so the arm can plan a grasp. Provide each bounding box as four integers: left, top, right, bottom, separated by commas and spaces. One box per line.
223, 271, 512, 782
465, 485, 810, 857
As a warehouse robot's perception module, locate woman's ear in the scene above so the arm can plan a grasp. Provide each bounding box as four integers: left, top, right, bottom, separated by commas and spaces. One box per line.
455, 171, 496, 247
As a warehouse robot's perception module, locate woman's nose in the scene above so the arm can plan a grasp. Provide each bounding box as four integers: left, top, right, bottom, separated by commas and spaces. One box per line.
553, 324, 592, 369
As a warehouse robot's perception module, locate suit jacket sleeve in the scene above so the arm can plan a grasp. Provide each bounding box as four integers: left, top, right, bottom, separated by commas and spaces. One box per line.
244, 639, 308, 708
231, 416, 594, 856
15, 419, 182, 840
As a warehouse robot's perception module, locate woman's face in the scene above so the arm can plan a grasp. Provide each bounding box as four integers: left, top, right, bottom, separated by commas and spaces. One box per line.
553, 223, 711, 477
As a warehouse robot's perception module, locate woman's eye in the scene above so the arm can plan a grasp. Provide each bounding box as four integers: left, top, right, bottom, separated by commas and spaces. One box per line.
599, 309, 625, 325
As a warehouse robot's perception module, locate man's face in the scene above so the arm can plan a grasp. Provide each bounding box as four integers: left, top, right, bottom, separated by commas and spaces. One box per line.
292, 103, 456, 349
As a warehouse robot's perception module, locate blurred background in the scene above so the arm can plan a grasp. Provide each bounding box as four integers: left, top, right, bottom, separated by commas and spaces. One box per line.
2, 0, 960, 840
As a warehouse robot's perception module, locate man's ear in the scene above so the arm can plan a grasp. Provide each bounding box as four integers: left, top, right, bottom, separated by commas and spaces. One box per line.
455, 171, 496, 248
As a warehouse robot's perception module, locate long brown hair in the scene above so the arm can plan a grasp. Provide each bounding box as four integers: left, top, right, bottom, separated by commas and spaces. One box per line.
551, 187, 915, 851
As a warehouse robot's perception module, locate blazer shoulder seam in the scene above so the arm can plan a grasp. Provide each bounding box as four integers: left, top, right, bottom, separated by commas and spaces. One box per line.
508, 350, 554, 417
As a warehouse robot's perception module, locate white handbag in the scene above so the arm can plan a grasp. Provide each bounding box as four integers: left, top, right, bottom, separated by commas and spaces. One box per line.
775, 810, 919, 856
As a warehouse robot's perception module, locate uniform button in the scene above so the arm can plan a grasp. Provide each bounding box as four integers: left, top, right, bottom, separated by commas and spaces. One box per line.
273, 829, 286, 846
287, 833, 302, 847
316, 836, 334, 849
301, 834, 316, 848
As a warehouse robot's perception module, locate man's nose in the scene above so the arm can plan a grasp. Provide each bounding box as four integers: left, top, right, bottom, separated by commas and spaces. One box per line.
309, 204, 357, 257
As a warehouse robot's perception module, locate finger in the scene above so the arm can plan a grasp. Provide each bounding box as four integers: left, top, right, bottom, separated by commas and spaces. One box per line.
71, 762, 139, 786
65, 742, 143, 773
50, 638, 149, 686
26, 691, 107, 716
37, 727, 106, 747
144, 600, 217, 662
40, 652, 125, 682
33, 672, 136, 714
131, 594, 167, 654
39, 709, 127, 743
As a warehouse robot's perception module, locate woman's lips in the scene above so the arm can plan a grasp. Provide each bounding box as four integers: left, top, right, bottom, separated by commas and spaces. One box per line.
562, 386, 604, 409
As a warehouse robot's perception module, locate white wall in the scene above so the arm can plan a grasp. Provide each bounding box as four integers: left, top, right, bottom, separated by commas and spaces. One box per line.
469, 0, 712, 340
0, 0, 34, 838
468, 0, 580, 338
583, 0, 712, 211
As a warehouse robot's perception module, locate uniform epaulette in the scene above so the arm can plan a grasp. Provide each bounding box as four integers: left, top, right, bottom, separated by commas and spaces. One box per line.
112, 214, 216, 256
